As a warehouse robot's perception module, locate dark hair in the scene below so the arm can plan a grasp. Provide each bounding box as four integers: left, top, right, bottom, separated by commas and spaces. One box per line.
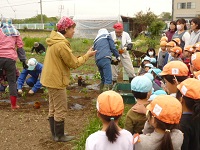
148, 112, 179, 150
98, 113, 121, 143
146, 48, 156, 57
162, 75, 188, 84
176, 90, 200, 120
176, 18, 187, 30
169, 21, 177, 31
57, 24, 76, 35
190, 17, 200, 29
132, 91, 148, 99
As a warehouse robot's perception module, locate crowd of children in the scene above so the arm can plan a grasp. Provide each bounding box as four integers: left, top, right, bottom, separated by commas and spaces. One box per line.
85, 17, 200, 150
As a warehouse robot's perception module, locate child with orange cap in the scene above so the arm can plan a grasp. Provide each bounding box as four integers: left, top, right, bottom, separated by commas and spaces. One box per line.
160, 61, 188, 97
192, 42, 200, 52
157, 41, 168, 70
85, 91, 133, 150
163, 41, 176, 66
134, 95, 183, 150
193, 70, 200, 80
190, 52, 200, 75
124, 76, 152, 134
176, 78, 200, 150
182, 45, 195, 77
169, 46, 182, 62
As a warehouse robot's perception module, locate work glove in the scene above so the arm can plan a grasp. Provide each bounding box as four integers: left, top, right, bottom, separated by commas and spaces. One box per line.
18, 89, 23, 94
124, 43, 133, 51
22, 61, 28, 69
111, 59, 119, 65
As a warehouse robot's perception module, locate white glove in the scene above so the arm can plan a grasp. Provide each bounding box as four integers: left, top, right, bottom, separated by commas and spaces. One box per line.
18, 89, 23, 94
28, 90, 34, 95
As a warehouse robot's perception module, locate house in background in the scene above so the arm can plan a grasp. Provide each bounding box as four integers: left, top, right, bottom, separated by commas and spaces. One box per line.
173, 0, 200, 20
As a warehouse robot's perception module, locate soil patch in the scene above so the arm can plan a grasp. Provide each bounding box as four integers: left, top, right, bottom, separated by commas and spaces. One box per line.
0, 85, 99, 150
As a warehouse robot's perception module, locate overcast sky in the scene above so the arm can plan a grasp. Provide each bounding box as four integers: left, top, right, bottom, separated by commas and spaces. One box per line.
0, 0, 172, 19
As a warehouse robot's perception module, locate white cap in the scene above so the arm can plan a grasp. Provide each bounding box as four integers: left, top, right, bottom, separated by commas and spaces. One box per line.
27, 58, 38, 70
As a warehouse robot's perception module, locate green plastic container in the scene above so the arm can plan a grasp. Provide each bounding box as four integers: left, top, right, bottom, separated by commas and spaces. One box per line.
112, 83, 136, 104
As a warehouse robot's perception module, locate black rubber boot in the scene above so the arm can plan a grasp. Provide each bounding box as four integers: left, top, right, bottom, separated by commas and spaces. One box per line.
54, 121, 75, 142
49, 117, 55, 139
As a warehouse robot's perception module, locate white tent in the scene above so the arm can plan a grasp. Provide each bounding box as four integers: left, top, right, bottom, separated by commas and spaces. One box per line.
73, 15, 122, 39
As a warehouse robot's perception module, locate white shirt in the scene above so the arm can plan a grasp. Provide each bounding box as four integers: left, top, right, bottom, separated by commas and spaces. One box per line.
85, 129, 134, 150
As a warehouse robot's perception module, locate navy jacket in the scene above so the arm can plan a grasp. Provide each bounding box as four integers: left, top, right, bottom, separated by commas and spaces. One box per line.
93, 34, 119, 62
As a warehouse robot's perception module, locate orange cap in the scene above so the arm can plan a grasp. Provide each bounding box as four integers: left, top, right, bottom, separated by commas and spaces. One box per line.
160, 41, 167, 47
170, 46, 182, 54
172, 38, 181, 45
146, 95, 182, 124
191, 52, 200, 70
193, 71, 200, 80
184, 45, 195, 53
96, 90, 124, 116
177, 78, 200, 99
166, 41, 176, 47
193, 42, 200, 51
160, 61, 189, 76
160, 36, 168, 42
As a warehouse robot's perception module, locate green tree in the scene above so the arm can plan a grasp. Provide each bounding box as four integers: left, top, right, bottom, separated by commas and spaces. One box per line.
160, 12, 172, 21
132, 9, 158, 38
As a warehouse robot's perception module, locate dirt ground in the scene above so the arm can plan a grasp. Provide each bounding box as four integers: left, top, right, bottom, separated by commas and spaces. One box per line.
0, 83, 100, 150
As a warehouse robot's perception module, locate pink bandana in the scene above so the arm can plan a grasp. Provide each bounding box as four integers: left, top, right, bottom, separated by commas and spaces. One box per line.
56, 16, 75, 31
113, 23, 123, 30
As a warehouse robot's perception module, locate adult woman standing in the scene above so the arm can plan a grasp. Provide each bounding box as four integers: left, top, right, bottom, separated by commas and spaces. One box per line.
165, 21, 177, 42
172, 18, 190, 49
0, 18, 27, 109
189, 17, 200, 45
41, 16, 96, 142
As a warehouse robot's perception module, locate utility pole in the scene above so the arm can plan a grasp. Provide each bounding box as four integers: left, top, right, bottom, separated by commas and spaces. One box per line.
58, 5, 64, 18
40, 0, 43, 24
172, 0, 174, 20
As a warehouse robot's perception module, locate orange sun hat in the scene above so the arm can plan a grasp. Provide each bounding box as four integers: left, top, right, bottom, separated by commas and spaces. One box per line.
177, 78, 200, 100
146, 95, 182, 124
193, 71, 200, 80
191, 52, 200, 71
193, 42, 200, 51
184, 45, 195, 53
160, 61, 189, 76
172, 38, 181, 45
96, 90, 124, 116
170, 46, 182, 54
166, 41, 176, 47
160, 36, 168, 42
160, 41, 167, 47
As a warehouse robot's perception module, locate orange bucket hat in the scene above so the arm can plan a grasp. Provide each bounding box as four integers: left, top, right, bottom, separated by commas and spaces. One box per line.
96, 90, 124, 116
160, 61, 189, 76
177, 78, 200, 99
160, 36, 168, 42
166, 41, 176, 47
172, 38, 181, 45
170, 46, 182, 54
193, 42, 200, 51
191, 52, 200, 70
146, 95, 182, 124
184, 45, 195, 53
160, 41, 167, 47
193, 71, 200, 80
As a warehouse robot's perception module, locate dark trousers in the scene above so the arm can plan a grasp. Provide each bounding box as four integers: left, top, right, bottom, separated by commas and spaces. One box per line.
0, 57, 17, 96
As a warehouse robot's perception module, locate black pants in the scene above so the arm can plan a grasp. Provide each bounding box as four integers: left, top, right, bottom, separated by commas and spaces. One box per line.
0, 57, 17, 96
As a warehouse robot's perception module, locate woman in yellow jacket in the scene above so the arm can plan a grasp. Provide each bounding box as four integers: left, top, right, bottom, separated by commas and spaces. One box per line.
41, 16, 96, 142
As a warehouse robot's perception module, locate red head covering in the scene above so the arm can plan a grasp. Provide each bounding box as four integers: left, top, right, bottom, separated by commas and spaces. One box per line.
113, 23, 123, 30
56, 16, 75, 31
